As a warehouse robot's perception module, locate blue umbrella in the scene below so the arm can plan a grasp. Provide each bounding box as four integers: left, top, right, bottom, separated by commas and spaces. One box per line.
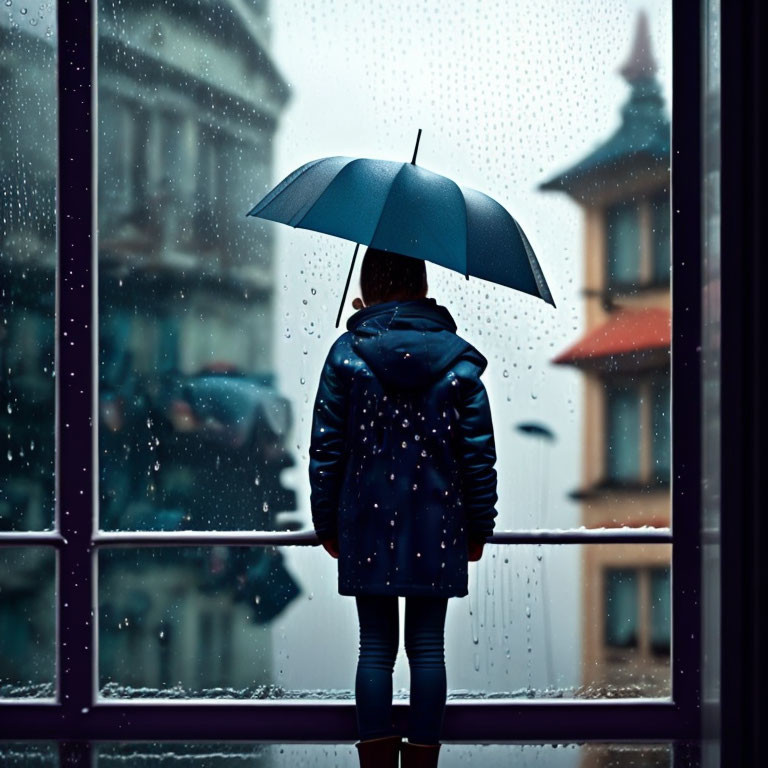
247, 130, 556, 326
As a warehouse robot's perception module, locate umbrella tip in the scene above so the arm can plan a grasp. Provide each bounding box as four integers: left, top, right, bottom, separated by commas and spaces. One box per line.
411, 128, 422, 165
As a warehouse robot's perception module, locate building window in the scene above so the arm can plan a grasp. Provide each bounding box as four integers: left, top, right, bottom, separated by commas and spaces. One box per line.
604, 566, 671, 658
606, 201, 642, 289
604, 568, 639, 649
604, 375, 670, 487
651, 191, 671, 284
651, 376, 671, 483
605, 381, 642, 483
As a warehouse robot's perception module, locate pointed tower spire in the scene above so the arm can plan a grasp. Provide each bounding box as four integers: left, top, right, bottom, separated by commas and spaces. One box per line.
619, 10, 658, 83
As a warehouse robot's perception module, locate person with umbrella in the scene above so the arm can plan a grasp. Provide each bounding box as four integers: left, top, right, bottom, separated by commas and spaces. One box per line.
309, 247, 496, 767
248, 132, 555, 767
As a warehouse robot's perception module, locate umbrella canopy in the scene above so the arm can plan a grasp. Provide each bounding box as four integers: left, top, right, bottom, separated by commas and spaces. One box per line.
248, 151, 556, 311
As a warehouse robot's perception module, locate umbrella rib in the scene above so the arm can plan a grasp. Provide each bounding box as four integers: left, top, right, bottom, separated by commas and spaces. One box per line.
458, 182, 470, 280
247, 157, 342, 219
511, 217, 556, 307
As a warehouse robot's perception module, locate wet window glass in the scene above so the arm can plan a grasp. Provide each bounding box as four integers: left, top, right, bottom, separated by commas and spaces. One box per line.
98, 544, 670, 700
96, 0, 671, 534
0, 1, 57, 533
0, 548, 56, 699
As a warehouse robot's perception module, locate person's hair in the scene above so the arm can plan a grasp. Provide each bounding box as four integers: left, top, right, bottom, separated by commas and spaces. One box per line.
359, 247, 428, 306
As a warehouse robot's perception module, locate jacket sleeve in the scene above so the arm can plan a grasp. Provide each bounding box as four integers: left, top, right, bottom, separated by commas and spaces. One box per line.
456, 372, 498, 542
308, 345, 348, 540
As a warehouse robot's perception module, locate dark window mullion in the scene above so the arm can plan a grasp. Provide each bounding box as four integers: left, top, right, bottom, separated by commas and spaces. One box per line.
56, 0, 96, 717
670, 0, 703, 731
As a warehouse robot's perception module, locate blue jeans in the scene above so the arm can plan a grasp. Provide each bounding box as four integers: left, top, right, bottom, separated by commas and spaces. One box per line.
355, 594, 449, 745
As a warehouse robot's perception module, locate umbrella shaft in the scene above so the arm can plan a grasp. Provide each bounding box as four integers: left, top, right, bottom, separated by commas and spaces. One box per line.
335, 243, 361, 329
411, 128, 422, 165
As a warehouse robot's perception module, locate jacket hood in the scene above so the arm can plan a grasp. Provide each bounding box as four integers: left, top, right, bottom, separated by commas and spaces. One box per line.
346, 298, 487, 390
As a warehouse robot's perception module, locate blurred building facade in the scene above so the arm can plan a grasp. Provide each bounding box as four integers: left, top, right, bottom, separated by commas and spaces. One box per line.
1, 1, 300, 718
541, 13, 672, 764
0, 11, 59, 697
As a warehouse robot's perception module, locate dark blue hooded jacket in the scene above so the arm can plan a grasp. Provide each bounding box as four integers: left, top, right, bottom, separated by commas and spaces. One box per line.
308, 298, 498, 598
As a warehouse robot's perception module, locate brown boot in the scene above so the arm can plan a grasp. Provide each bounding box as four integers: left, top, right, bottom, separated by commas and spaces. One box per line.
354, 734, 402, 768
401, 740, 441, 767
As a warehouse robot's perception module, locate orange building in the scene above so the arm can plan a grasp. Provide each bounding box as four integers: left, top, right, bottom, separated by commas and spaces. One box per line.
540, 10, 672, 722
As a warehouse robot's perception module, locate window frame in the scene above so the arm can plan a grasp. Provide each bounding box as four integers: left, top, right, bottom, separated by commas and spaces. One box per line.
0, 0, 705, 760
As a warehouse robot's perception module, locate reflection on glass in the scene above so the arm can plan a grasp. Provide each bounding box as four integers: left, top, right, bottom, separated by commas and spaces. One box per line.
98, 546, 302, 698
0, 2, 57, 532
97, 0, 295, 532
0, 743, 57, 767
0, 548, 56, 699
95, 742, 685, 767
98, 544, 669, 700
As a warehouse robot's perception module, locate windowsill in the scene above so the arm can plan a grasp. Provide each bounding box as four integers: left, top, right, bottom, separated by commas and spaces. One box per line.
604, 279, 670, 296
569, 478, 670, 500
583, 281, 670, 310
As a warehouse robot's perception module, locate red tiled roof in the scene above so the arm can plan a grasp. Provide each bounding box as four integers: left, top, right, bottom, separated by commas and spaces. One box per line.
553, 307, 670, 365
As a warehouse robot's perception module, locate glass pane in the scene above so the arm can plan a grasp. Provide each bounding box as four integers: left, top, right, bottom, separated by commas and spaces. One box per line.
0, 743, 58, 767
606, 202, 642, 288
0, 548, 56, 699
97, 0, 290, 533
95, 742, 689, 767
98, 544, 670, 700
0, 2, 57, 532
96, 1, 671, 533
